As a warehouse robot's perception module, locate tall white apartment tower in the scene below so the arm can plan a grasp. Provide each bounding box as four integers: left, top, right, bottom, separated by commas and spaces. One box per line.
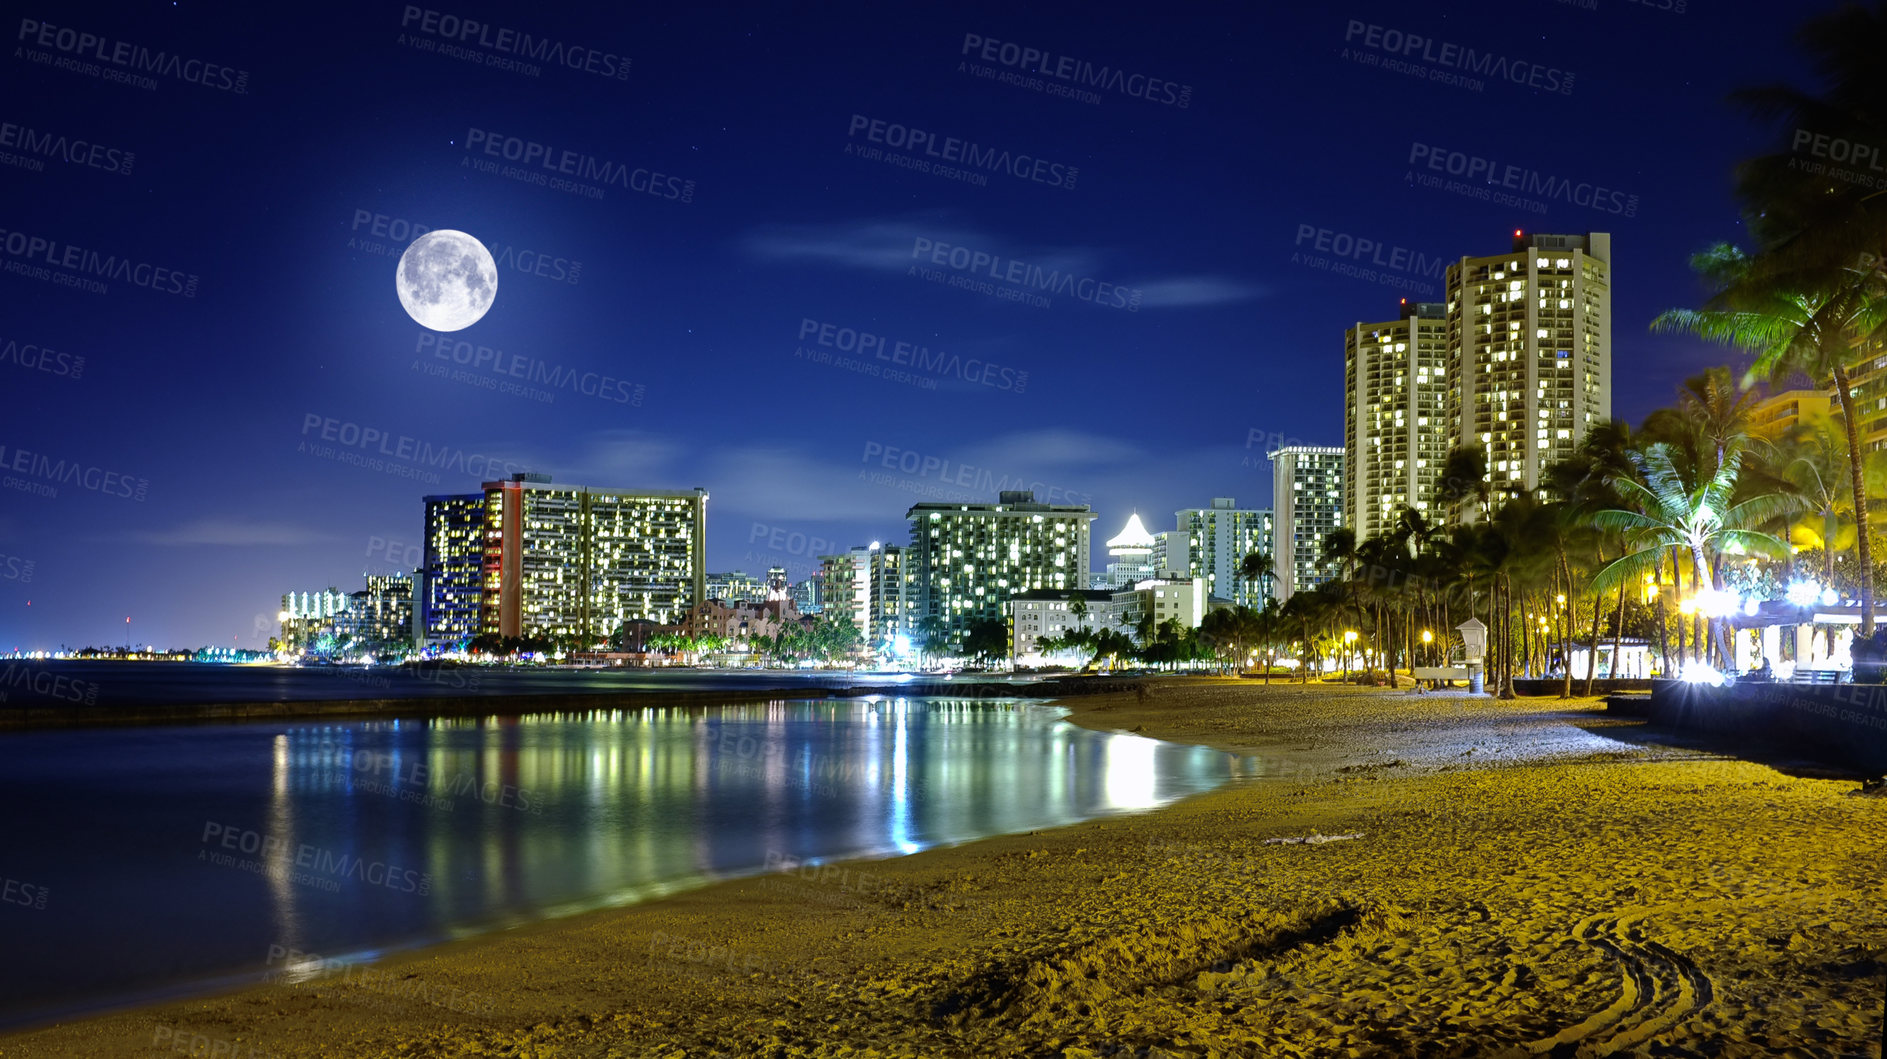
1345, 300, 1450, 543
1269, 446, 1346, 602
1446, 231, 1611, 512
1174, 498, 1274, 607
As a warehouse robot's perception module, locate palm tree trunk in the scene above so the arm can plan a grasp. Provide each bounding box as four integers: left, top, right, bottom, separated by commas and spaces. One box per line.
1653, 560, 1669, 675
1499, 574, 1515, 699
1692, 545, 1731, 671
1832, 362, 1876, 637
1612, 579, 1628, 678
1669, 549, 1687, 664
1584, 583, 1603, 694
1560, 553, 1576, 699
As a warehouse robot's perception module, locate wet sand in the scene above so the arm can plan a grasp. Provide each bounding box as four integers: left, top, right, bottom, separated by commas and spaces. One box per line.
4, 680, 1884, 1057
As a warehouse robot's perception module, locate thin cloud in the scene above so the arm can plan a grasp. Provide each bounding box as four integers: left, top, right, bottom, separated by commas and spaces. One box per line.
126, 520, 341, 547
1133, 275, 1266, 308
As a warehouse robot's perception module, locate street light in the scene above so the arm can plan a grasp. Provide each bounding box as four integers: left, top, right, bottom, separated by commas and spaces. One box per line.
1343, 630, 1358, 680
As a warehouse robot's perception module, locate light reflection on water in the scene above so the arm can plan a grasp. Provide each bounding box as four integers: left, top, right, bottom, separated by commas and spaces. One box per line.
0, 697, 1240, 1027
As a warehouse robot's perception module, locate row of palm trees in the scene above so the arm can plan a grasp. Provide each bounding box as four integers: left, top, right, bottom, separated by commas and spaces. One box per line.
1234, 3, 1887, 695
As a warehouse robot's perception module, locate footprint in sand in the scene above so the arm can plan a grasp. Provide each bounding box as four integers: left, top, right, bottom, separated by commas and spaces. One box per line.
1524, 911, 1715, 1056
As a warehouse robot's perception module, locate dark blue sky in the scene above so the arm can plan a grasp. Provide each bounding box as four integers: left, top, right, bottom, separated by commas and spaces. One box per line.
0, 0, 1820, 650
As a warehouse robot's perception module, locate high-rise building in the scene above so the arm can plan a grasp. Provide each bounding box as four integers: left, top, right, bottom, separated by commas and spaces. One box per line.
421, 493, 485, 645
706, 570, 767, 603
1151, 530, 1189, 579
907, 491, 1095, 650
336, 573, 416, 653
790, 577, 823, 615
1097, 513, 1157, 589
868, 544, 911, 647
279, 588, 350, 652
819, 543, 912, 647
1446, 231, 1611, 511
1346, 300, 1449, 542
480, 474, 707, 640
1175, 498, 1273, 607
1270, 446, 1345, 601
818, 546, 871, 635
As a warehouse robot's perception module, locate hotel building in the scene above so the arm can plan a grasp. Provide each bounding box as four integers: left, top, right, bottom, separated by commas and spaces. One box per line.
907, 491, 1095, 650
479, 474, 707, 640
1094, 513, 1158, 589
706, 570, 768, 603
1270, 446, 1346, 601
420, 493, 485, 645
1750, 386, 1834, 441
1175, 498, 1273, 608
1009, 589, 1119, 662
1446, 231, 1611, 510
1345, 300, 1449, 542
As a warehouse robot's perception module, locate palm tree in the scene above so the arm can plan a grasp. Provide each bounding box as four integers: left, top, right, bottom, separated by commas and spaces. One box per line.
1238, 550, 1276, 607
1588, 438, 1794, 668
1439, 446, 1493, 522
1654, 244, 1887, 634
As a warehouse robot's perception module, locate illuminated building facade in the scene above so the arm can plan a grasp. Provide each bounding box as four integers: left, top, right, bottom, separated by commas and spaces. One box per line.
1446, 231, 1611, 512
421, 493, 485, 645
278, 588, 350, 652
1095, 513, 1157, 589
819, 547, 872, 635
1750, 386, 1834, 441
1009, 589, 1118, 662
479, 474, 707, 640
818, 543, 909, 645
1346, 300, 1449, 542
1270, 446, 1345, 601
906, 491, 1095, 650
1175, 498, 1273, 607
706, 570, 767, 603
336, 574, 416, 653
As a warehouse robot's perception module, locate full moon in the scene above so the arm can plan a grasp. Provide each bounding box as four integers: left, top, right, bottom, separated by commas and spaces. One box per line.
395, 230, 498, 332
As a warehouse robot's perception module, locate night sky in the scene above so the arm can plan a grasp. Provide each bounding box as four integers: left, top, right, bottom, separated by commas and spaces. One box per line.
0, 0, 1819, 651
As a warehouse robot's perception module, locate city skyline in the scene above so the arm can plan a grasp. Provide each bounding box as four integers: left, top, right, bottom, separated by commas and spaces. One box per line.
0, 2, 1815, 650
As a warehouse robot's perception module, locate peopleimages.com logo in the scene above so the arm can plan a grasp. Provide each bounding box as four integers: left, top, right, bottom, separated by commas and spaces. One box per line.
398, 6, 630, 80
0, 443, 148, 502
1341, 20, 1573, 96
909, 237, 1140, 311
351, 209, 582, 285
462, 127, 695, 203
0, 334, 83, 379
1407, 143, 1638, 217
0, 118, 133, 176
796, 317, 1028, 393
957, 33, 1191, 108
845, 114, 1077, 191
0, 228, 197, 297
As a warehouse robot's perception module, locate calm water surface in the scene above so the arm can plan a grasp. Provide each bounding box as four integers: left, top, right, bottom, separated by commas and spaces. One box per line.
0, 697, 1243, 1027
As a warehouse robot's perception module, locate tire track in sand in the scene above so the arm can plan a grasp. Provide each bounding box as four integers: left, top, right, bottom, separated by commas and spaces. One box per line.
1525, 911, 1714, 1055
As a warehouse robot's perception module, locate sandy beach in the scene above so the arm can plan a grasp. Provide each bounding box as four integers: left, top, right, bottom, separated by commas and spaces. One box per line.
4, 680, 1884, 1057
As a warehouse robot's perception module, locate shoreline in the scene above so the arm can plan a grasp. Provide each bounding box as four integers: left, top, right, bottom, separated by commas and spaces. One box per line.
0, 674, 1149, 731
5, 680, 1883, 1056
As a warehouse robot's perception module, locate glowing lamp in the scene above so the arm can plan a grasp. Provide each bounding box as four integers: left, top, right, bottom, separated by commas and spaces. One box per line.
1679, 660, 1726, 686
1785, 580, 1821, 607
1694, 588, 1740, 618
